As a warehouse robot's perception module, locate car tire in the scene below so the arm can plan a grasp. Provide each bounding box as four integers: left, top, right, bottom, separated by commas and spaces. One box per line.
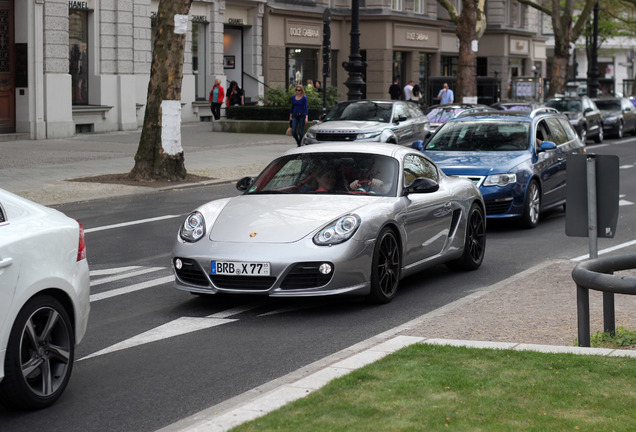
447, 203, 486, 270
579, 126, 587, 143
616, 121, 623, 139
367, 227, 401, 304
521, 180, 541, 229
0, 295, 75, 410
594, 126, 603, 143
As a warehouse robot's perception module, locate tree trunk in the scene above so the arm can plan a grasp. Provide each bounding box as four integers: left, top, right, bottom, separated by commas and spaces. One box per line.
455, 0, 478, 102
129, 0, 193, 181
548, 31, 571, 97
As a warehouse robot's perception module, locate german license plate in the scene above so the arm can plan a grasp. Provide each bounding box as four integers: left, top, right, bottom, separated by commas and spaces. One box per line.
211, 261, 271, 276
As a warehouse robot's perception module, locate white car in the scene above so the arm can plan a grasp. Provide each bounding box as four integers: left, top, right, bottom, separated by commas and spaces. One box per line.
0, 188, 90, 410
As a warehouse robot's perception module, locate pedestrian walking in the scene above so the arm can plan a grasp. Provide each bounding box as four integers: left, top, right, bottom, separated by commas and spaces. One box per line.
388, 78, 401, 100
403, 80, 414, 101
290, 85, 309, 147
226, 81, 244, 107
209, 79, 224, 121
314, 80, 322, 93
437, 82, 454, 104
411, 84, 422, 103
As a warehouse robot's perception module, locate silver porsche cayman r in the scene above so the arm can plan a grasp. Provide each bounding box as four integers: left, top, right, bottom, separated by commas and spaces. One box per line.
172, 143, 486, 304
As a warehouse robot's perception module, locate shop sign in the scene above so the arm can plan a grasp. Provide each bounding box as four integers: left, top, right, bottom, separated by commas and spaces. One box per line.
69, 0, 94, 10
192, 15, 208, 24
286, 21, 321, 45
225, 6, 249, 26
394, 25, 438, 49
510, 38, 529, 55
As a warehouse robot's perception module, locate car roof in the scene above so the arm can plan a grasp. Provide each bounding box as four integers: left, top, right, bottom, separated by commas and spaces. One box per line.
427, 103, 490, 109
443, 107, 561, 122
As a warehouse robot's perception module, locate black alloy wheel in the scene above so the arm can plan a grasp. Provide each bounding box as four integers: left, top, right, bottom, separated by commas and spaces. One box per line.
521, 180, 541, 229
449, 203, 486, 270
0, 295, 75, 410
368, 228, 401, 304
616, 121, 623, 139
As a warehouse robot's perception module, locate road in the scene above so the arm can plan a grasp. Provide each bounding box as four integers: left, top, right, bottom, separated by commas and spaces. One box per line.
1, 135, 635, 431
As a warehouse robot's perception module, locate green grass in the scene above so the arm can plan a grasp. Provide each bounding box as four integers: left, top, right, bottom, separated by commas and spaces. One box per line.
230, 344, 636, 432
590, 327, 636, 348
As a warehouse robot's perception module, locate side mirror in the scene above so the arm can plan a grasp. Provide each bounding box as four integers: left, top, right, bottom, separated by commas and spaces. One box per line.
394, 115, 407, 123
406, 177, 439, 194
236, 176, 255, 192
584, 107, 593, 113
411, 140, 424, 151
538, 141, 557, 152
319, 113, 327, 121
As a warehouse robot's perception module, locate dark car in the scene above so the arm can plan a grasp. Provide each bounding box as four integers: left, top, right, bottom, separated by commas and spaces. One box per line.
415, 108, 585, 228
544, 96, 603, 143
592, 97, 636, 138
302, 100, 430, 146
424, 103, 495, 134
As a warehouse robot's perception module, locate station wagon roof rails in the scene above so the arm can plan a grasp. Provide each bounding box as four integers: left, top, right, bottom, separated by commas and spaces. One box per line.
529, 107, 558, 117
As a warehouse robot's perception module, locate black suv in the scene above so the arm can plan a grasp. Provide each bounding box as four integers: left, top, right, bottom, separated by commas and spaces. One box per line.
545, 96, 603, 144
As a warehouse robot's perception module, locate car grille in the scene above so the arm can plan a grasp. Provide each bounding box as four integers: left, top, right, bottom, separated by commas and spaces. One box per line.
485, 199, 513, 215
280, 262, 334, 290
316, 133, 358, 142
174, 258, 210, 287
210, 275, 277, 290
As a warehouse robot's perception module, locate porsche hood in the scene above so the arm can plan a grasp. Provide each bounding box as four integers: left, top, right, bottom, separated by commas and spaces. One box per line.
206, 195, 380, 243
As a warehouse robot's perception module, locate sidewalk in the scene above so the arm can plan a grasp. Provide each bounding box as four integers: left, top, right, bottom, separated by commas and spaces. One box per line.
3, 124, 636, 432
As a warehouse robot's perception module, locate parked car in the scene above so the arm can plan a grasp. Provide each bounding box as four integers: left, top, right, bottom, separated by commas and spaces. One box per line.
301, 100, 430, 146
173, 143, 485, 304
416, 108, 586, 228
0, 188, 90, 410
490, 102, 544, 112
592, 97, 636, 138
544, 96, 603, 143
423, 103, 495, 133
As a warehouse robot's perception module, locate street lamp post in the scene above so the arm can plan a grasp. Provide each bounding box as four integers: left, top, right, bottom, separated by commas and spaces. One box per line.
587, 1, 600, 97
342, 0, 366, 100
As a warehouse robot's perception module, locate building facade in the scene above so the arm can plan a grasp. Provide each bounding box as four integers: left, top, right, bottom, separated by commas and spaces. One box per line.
7, 0, 549, 140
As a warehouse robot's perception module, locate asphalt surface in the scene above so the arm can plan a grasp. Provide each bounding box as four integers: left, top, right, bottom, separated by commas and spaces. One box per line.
2, 123, 635, 431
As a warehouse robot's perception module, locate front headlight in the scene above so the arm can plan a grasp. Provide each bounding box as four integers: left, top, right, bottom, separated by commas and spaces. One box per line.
483, 173, 517, 187
603, 116, 618, 124
313, 214, 361, 245
356, 131, 382, 140
305, 130, 316, 139
180, 211, 206, 242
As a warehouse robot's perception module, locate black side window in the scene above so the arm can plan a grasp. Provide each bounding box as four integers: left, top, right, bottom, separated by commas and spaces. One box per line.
403, 154, 438, 186
0, 204, 5, 223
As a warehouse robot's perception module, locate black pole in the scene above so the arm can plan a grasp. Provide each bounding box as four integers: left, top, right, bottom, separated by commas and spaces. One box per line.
587, 1, 600, 97
322, 9, 331, 116
342, 0, 366, 100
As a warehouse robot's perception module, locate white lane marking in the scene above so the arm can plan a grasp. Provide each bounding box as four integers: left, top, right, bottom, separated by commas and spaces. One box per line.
91, 267, 165, 286
90, 266, 142, 276
620, 165, 634, 169
571, 239, 636, 262
258, 300, 332, 317
79, 303, 264, 361
620, 199, 634, 206
78, 317, 238, 360
84, 214, 182, 233
90, 276, 174, 302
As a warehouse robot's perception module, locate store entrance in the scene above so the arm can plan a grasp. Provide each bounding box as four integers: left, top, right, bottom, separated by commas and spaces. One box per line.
0, 0, 15, 133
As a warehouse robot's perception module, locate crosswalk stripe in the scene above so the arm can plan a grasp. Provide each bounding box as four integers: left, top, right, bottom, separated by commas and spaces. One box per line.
90, 275, 174, 302
91, 266, 166, 286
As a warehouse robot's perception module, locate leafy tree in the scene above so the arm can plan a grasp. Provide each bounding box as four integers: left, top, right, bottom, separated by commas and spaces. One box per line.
436, 0, 487, 102
516, 0, 596, 97
129, 0, 193, 182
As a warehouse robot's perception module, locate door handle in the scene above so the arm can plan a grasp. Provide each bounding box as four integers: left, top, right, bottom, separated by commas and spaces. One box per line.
0, 257, 13, 269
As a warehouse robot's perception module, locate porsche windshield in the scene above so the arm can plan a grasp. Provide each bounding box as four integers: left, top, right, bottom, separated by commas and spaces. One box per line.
247, 152, 399, 196
325, 102, 393, 123
425, 121, 531, 151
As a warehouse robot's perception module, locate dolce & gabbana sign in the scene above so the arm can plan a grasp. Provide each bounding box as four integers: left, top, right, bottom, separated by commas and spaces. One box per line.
286, 20, 321, 45
394, 24, 438, 49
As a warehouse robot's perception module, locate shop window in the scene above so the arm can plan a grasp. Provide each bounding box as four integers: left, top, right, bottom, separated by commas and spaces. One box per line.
441, 56, 457, 77
69, 10, 89, 105
192, 22, 207, 100
477, 57, 487, 76
287, 48, 319, 89
393, 51, 406, 87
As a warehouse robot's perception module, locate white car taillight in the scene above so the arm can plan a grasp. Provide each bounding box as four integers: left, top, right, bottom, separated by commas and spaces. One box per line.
77, 220, 87, 261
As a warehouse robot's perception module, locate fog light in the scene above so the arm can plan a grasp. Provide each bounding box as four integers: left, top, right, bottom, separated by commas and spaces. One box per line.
175, 258, 183, 270
319, 263, 332, 275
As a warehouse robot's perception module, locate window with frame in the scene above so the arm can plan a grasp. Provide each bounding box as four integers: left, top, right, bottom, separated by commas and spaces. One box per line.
69, 10, 89, 105
403, 155, 438, 187
414, 0, 425, 14
392, 0, 403, 11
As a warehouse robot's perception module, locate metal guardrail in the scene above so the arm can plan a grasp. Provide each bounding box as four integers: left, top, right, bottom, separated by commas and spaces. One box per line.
571, 253, 636, 347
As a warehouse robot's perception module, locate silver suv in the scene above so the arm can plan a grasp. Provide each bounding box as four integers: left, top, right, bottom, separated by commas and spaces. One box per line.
302, 100, 430, 146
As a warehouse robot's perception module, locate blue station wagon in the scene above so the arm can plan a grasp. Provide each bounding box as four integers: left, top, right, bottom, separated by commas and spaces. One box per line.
414, 108, 586, 228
